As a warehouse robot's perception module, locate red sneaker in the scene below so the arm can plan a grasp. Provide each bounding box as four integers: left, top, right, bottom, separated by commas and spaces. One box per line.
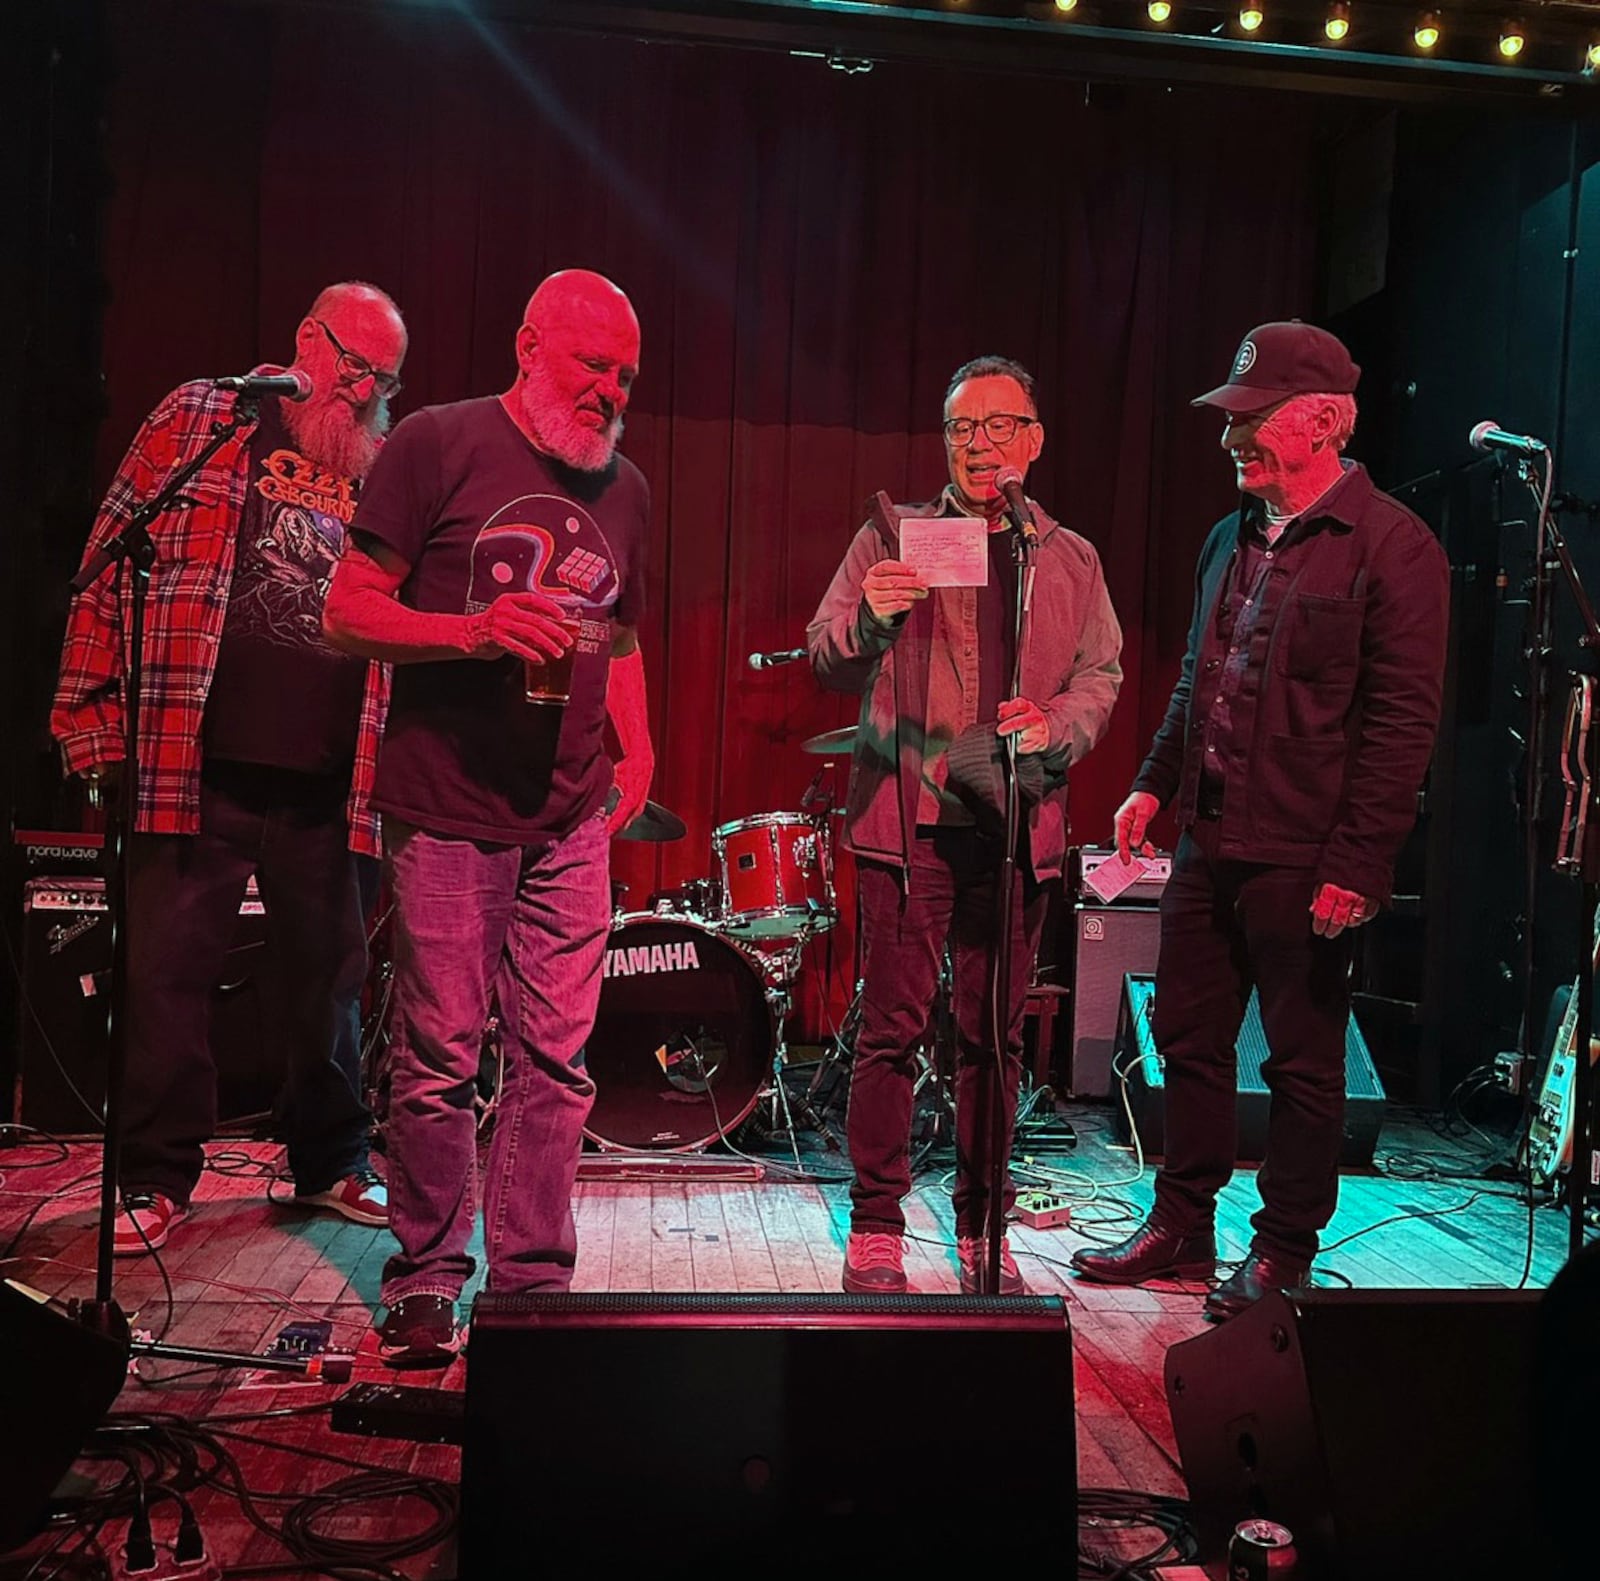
296, 1168, 388, 1226
841, 1230, 908, 1294
114, 1192, 187, 1257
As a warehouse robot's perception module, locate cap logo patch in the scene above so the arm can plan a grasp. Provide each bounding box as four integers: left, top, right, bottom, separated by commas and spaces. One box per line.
1233, 341, 1257, 377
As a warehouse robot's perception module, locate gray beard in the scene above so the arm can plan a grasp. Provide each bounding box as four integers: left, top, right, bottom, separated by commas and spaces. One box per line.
283, 396, 388, 481
518, 367, 622, 474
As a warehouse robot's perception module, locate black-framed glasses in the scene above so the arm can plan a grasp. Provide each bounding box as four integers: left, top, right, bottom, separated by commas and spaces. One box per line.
942, 413, 1038, 447
312, 319, 403, 398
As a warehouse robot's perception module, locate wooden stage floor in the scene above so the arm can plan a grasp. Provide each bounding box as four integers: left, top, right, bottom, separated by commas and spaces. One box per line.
0, 1100, 1572, 1579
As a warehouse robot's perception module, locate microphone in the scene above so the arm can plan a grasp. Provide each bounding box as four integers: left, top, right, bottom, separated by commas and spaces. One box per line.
213, 369, 314, 402
993, 466, 1038, 547
799, 767, 826, 811
1469, 421, 1547, 458
748, 648, 807, 670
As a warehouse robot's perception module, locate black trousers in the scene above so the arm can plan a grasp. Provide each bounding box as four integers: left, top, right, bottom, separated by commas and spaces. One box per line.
848, 827, 1050, 1239
121, 761, 373, 1204
1150, 818, 1356, 1263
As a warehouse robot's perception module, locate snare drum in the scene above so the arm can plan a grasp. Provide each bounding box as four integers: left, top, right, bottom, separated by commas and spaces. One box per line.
585, 915, 776, 1151
712, 812, 835, 938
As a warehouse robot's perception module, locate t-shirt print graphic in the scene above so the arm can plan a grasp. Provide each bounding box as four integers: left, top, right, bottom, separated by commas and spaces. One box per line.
466, 493, 619, 662
229, 445, 357, 653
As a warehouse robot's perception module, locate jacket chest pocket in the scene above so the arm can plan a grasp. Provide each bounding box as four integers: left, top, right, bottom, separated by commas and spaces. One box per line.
1274, 592, 1362, 681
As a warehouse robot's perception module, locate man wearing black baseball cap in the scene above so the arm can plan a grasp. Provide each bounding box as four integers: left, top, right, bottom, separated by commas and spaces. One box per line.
1070, 321, 1450, 1320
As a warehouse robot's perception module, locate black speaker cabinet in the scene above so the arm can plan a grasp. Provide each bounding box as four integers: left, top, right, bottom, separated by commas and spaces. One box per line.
0, 1278, 130, 1549
1069, 902, 1163, 1096
14, 876, 281, 1136
1113, 974, 1386, 1166
462, 1292, 1076, 1575
1165, 1287, 1546, 1581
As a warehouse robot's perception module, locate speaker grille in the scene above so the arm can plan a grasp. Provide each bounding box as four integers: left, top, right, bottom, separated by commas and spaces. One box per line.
473, 1290, 1067, 1328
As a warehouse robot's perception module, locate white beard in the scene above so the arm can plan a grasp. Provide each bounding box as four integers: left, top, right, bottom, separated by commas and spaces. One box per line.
518, 364, 622, 474
283, 395, 388, 481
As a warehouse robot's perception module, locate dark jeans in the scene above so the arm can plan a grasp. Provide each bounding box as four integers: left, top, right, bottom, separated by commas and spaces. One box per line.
1150, 819, 1357, 1263
123, 761, 373, 1205
378, 813, 609, 1307
848, 827, 1050, 1239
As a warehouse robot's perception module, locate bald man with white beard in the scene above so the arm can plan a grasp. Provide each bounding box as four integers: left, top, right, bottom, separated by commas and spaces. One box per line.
325, 269, 655, 1367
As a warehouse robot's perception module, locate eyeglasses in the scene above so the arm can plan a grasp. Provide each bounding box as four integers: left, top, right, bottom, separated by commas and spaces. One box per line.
942, 413, 1038, 447
312, 320, 403, 398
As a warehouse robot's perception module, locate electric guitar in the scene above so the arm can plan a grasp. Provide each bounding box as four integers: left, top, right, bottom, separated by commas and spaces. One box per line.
1528, 675, 1600, 1187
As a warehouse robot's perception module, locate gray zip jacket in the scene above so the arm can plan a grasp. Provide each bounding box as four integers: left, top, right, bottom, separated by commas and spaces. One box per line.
806, 490, 1123, 881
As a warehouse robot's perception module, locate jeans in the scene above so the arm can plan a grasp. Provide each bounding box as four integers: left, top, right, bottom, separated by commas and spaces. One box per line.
848, 828, 1050, 1239
378, 813, 609, 1306
1150, 820, 1357, 1263
122, 761, 372, 1204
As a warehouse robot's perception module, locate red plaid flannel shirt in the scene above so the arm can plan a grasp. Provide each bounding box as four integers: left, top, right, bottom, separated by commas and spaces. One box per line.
51, 380, 390, 856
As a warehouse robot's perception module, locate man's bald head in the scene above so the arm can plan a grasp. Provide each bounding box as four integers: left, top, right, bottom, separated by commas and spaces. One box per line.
510, 269, 640, 473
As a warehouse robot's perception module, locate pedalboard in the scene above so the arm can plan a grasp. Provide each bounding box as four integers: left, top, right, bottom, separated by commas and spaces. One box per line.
331, 1381, 466, 1445
1013, 1190, 1073, 1230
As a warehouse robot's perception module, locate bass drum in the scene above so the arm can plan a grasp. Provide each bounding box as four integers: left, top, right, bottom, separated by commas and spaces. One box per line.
584, 915, 775, 1152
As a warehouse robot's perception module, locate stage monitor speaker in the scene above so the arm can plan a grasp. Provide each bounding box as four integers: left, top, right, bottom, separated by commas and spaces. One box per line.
14, 877, 281, 1137
1069, 902, 1162, 1096
1113, 975, 1386, 1166
1165, 1287, 1546, 1581
0, 1279, 130, 1550
461, 1292, 1076, 1574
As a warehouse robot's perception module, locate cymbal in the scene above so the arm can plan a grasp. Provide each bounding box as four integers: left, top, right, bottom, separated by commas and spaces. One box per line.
616, 799, 687, 842
801, 726, 857, 757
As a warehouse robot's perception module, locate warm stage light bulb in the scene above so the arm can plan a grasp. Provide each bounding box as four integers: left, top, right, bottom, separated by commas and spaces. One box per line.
1054, 0, 1080, 12
1325, 3, 1350, 42
1147, 0, 1173, 22
1498, 19, 1526, 59
1239, 6, 1264, 32
1414, 11, 1440, 50
1587, 38, 1600, 73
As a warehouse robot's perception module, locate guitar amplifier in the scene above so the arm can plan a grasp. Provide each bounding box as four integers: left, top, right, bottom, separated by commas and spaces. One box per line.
1072, 845, 1172, 906
13, 876, 280, 1137
1114, 974, 1386, 1167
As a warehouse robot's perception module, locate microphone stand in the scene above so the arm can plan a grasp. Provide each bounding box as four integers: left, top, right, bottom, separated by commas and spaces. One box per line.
983, 516, 1036, 1295
69, 395, 351, 1378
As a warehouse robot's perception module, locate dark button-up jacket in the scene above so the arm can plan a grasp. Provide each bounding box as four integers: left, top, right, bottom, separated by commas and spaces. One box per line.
1131, 462, 1449, 905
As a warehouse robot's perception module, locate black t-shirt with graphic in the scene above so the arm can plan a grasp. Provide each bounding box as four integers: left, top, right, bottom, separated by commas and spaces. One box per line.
353, 396, 650, 846
203, 400, 369, 775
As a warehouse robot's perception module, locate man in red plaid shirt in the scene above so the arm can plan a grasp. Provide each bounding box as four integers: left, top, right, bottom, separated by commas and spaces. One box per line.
52, 281, 408, 1256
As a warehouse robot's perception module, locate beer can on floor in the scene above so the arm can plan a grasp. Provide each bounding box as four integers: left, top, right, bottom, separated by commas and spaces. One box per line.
1228, 1518, 1297, 1579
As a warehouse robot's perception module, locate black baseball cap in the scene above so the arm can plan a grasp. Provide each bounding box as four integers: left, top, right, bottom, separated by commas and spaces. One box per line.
1192, 320, 1360, 414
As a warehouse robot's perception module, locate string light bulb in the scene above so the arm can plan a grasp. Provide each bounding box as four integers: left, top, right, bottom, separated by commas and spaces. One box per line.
1413, 10, 1441, 50
1147, 0, 1173, 22
1587, 36, 1600, 73
1239, 5, 1265, 32
1497, 17, 1526, 59
1324, 2, 1350, 42
1054, 0, 1080, 12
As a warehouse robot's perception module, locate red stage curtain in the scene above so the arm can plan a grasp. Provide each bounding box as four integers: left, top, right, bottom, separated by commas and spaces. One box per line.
97, 1, 1318, 1035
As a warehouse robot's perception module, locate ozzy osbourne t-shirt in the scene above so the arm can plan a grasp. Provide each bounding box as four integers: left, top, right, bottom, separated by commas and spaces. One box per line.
352, 397, 650, 845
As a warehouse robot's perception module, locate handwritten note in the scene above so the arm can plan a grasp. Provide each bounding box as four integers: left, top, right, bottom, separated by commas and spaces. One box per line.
897, 515, 989, 588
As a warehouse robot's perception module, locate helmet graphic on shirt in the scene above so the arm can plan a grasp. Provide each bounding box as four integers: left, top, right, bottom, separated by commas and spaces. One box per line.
466, 493, 619, 615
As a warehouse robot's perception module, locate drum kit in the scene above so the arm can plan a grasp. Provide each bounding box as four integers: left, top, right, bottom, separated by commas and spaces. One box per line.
589, 727, 854, 1158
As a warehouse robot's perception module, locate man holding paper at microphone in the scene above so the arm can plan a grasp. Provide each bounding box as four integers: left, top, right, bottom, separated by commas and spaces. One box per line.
808, 355, 1122, 1295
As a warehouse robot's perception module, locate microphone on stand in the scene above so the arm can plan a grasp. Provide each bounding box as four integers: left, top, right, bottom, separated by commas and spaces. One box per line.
1469, 421, 1547, 458
747, 648, 807, 670
993, 466, 1038, 548
214, 369, 314, 402
799, 767, 826, 811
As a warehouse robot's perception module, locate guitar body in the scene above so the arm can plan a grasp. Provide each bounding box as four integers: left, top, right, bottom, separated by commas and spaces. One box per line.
1526, 982, 1600, 1189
